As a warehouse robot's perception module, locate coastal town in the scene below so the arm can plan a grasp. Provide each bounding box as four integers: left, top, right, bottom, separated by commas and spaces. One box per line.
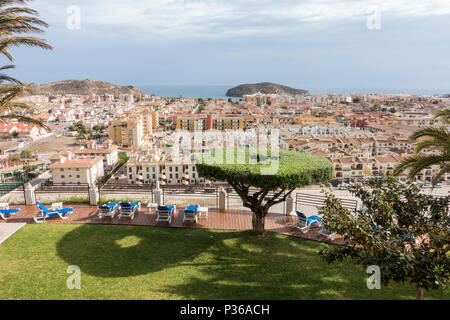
1, 88, 448, 190
1, 0, 449, 304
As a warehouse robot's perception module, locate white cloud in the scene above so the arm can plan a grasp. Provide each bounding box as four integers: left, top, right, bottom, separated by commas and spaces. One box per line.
34, 0, 450, 39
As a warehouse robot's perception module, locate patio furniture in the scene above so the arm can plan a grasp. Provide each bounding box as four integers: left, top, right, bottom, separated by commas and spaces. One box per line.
156, 205, 176, 223
117, 202, 140, 220
317, 227, 337, 241
183, 205, 199, 223
198, 207, 208, 218
98, 202, 120, 219
0, 205, 20, 220
34, 202, 73, 223
147, 203, 159, 212
293, 211, 323, 233
51, 202, 64, 211
0, 203, 9, 210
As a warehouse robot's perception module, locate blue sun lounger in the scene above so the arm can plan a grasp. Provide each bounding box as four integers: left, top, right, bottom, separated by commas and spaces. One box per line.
156, 205, 176, 223
293, 211, 324, 233
183, 205, 200, 223
34, 202, 73, 223
118, 202, 140, 220
0, 208, 20, 220
98, 202, 120, 219
294, 211, 337, 240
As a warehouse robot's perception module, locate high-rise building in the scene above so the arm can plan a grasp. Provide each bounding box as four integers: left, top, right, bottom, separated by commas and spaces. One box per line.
108, 116, 143, 148
174, 114, 244, 132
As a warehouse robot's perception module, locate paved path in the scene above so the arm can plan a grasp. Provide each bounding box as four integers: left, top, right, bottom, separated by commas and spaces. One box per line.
0, 223, 25, 244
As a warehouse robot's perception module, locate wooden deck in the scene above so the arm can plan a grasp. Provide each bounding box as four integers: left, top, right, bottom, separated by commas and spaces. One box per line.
0, 204, 345, 245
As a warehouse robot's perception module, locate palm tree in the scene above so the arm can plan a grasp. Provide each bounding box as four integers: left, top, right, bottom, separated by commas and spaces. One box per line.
434, 109, 450, 124
0, 0, 52, 128
394, 110, 450, 185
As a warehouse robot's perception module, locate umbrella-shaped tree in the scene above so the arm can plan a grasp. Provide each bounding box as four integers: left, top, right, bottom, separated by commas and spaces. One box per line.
197, 148, 334, 235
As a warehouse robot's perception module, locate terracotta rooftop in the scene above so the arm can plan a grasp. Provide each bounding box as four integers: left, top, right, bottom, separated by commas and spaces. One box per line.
49, 156, 103, 169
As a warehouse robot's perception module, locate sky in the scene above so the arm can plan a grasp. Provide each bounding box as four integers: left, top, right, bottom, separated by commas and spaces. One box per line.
8, 0, 450, 93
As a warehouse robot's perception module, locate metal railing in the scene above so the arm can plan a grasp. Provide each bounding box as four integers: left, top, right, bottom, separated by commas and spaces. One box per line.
35, 182, 90, 194
161, 185, 219, 208
226, 192, 286, 215
296, 192, 358, 212
99, 183, 153, 202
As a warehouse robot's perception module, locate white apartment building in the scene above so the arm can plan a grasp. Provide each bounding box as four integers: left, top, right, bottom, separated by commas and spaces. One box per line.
49, 155, 104, 185
74, 140, 119, 171
126, 156, 203, 185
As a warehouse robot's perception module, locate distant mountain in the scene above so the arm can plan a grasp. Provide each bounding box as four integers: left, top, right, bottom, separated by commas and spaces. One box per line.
226, 82, 309, 97
25, 79, 146, 97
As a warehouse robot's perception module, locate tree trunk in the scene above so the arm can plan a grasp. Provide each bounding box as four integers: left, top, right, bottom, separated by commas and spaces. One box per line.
411, 283, 425, 300
251, 207, 267, 235
415, 287, 424, 300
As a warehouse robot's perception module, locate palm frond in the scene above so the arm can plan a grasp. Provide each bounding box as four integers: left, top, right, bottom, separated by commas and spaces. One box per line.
0, 83, 23, 108
414, 139, 450, 154
435, 109, 450, 124
1, 114, 49, 131
394, 154, 448, 181
2, 100, 31, 110
410, 127, 450, 142
431, 164, 450, 186
0, 1, 52, 60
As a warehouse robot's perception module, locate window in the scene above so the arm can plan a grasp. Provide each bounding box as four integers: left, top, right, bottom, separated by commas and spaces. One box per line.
129, 168, 132, 173
192, 173, 196, 178
129, 175, 132, 180
192, 166, 196, 171
169, 167, 173, 172
77, 175, 80, 178
152, 174, 156, 179
146, 167, 150, 172
152, 167, 156, 172
61, 175, 65, 178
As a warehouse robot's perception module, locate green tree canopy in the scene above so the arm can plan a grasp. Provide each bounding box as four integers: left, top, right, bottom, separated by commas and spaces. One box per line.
319, 177, 449, 300
198, 148, 333, 191
197, 148, 333, 235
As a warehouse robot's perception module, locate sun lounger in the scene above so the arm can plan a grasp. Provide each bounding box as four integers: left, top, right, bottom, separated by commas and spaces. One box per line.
34, 202, 73, 223
183, 205, 199, 223
0, 208, 20, 220
117, 202, 140, 220
293, 211, 324, 233
317, 227, 337, 241
156, 205, 176, 223
98, 202, 120, 219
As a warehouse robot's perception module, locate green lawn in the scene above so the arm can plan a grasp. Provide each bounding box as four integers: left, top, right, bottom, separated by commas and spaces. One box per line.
0, 224, 448, 300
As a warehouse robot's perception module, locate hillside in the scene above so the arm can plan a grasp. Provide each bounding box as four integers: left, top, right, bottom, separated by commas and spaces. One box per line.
226, 82, 309, 97
26, 79, 146, 97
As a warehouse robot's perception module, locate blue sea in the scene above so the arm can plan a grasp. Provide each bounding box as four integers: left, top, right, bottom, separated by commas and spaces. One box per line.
138, 85, 231, 99
137, 85, 448, 99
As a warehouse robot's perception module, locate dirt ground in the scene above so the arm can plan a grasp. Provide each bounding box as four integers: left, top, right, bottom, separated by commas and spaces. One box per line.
28, 136, 80, 153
